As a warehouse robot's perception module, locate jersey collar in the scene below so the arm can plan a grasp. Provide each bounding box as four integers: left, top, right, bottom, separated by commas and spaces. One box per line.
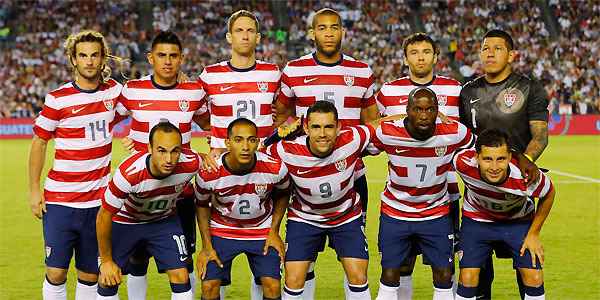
312, 52, 343, 67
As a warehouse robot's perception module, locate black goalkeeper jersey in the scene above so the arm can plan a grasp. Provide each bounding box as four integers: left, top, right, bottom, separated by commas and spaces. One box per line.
459, 72, 548, 152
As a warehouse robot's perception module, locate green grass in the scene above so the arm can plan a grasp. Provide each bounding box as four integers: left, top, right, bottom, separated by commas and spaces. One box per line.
1, 135, 599, 299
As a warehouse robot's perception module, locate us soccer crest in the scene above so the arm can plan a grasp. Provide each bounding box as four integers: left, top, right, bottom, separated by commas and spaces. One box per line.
436, 94, 447, 106
257, 81, 268, 93
504, 92, 516, 107
179, 99, 189, 112
496, 88, 525, 114
174, 183, 185, 194
344, 75, 354, 87
103, 99, 113, 111
334, 159, 347, 172
435, 146, 447, 157
255, 183, 268, 196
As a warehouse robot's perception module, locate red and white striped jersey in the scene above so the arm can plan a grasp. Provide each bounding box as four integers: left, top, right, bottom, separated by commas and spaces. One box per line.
278, 53, 376, 127
376, 76, 461, 119
194, 152, 290, 240
367, 119, 474, 221
199, 61, 280, 148
33, 79, 122, 208
453, 148, 554, 222
116, 75, 208, 151
267, 125, 374, 228
103, 148, 201, 224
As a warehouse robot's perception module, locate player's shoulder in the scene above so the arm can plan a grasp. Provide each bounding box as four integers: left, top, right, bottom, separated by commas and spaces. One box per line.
102, 78, 123, 89
118, 151, 148, 178
202, 61, 230, 74
123, 75, 153, 89
383, 76, 411, 87
256, 151, 286, 173
47, 81, 78, 99
432, 75, 461, 86
453, 147, 478, 170
340, 54, 370, 69
255, 60, 280, 71
435, 119, 468, 136
462, 75, 486, 90
285, 53, 317, 68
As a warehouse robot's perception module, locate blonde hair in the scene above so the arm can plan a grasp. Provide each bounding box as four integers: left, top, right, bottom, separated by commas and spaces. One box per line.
64, 30, 128, 82
227, 10, 260, 33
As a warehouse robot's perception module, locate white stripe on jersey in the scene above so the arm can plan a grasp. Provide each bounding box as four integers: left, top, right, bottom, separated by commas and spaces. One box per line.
367, 119, 474, 221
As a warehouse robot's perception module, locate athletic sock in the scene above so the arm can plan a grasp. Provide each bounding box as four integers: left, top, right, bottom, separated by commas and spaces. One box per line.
43, 276, 67, 300
75, 278, 97, 300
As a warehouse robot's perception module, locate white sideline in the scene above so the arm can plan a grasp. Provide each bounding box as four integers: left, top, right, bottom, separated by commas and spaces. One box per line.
551, 170, 600, 184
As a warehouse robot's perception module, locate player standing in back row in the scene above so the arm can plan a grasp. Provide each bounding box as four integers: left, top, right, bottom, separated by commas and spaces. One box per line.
273, 9, 379, 297
28, 30, 122, 300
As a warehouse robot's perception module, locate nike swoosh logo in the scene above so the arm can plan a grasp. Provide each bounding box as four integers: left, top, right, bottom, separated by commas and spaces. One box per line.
179, 256, 188, 262
297, 169, 311, 175
138, 102, 152, 108
303, 77, 318, 84
218, 188, 235, 196
470, 98, 480, 104
220, 86, 234, 92
395, 149, 409, 154
71, 107, 85, 114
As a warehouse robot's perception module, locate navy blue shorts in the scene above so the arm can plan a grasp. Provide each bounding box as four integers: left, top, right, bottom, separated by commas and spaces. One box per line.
177, 188, 197, 254
378, 214, 454, 269
459, 217, 542, 270
42, 204, 99, 273
205, 236, 281, 282
285, 218, 369, 262
111, 216, 188, 274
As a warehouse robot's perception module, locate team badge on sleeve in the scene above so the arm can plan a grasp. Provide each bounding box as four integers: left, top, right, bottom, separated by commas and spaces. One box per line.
257, 81, 268, 93
334, 159, 347, 172
178, 99, 189, 112
255, 183, 268, 197
103, 99, 114, 111
435, 146, 447, 157
344, 75, 354, 87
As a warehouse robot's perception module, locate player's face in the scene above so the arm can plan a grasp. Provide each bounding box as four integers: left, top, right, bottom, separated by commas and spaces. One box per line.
405, 41, 437, 78
312, 14, 343, 57
304, 112, 339, 156
148, 43, 182, 83
148, 131, 182, 177
407, 96, 438, 135
477, 144, 511, 184
480, 37, 514, 75
228, 16, 260, 56
72, 42, 103, 81
226, 124, 259, 166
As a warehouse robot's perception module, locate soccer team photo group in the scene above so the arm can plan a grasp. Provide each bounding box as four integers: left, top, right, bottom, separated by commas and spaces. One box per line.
2, 1, 598, 299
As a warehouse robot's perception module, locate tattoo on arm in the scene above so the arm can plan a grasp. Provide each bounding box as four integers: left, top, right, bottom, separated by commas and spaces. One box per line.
526, 121, 548, 161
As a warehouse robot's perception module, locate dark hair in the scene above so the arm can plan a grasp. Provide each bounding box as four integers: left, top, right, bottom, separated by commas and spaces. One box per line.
311, 8, 342, 29
307, 101, 338, 122
151, 30, 182, 51
402, 32, 440, 56
408, 87, 438, 108
475, 129, 511, 153
149, 120, 181, 146
227, 118, 257, 138
483, 29, 514, 50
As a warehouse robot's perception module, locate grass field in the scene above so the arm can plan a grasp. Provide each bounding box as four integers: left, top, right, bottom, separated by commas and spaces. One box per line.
1, 135, 599, 299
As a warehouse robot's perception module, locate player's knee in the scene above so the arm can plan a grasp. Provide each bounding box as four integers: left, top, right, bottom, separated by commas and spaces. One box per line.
46, 268, 68, 284
261, 277, 281, 298
284, 272, 306, 289
432, 267, 453, 286
166, 268, 189, 284
346, 270, 368, 285
76, 270, 98, 283
520, 269, 543, 287
380, 268, 401, 285
201, 280, 221, 298
459, 269, 479, 287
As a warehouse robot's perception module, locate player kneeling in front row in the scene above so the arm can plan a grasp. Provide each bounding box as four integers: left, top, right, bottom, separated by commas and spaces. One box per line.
195, 118, 290, 300
96, 122, 213, 300
453, 129, 555, 300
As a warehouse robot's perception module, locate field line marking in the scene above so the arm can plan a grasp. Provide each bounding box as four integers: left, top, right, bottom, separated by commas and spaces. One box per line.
550, 170, 600, 184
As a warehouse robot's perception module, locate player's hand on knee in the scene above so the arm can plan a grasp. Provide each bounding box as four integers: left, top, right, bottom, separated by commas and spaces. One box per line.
197, 247, 223, 280
29, 189, 46, 219
121, 137, 135, 153
263, 231, 285, 264
520, 232, 544, 268
99, 260, 122, 286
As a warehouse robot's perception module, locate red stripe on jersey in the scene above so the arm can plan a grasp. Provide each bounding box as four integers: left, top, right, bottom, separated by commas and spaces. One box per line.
204, 82, 278, 95
210, 227, 271, 240
211, 103, 271, 117
63, 100, 113, 117
33, 126, 53, 140
287, 203, 362, 226
45, 188, 105, 203
39, 105, 61, 121
285, 75, 372, 89
130, 119, 149, 132
55, 143, 112, 161
382, 201, 449, 219
55, 127, 85, 139
388, 181, 447, 198
49, 86, 80, 98
48, 166, 110, 183
344, 97, 362, 108
122, 99, 204, 112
